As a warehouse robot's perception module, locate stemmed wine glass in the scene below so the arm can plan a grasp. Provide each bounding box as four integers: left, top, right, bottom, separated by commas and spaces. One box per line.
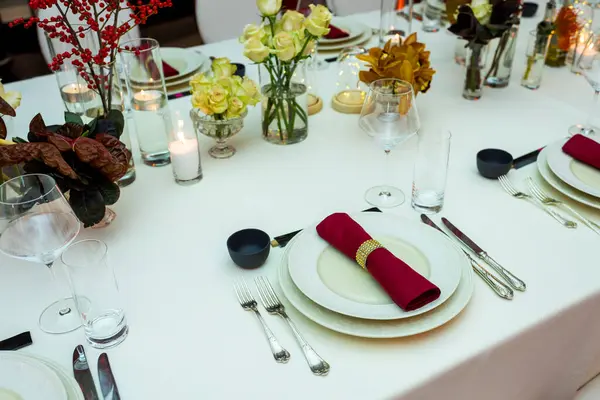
0, 174, 83, 334
359, 78, 421, 208
568, 31, 600, 136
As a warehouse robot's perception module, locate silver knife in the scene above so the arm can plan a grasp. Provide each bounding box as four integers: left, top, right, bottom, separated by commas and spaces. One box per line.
98, 353, 121, 400
420, 214, 513, 300
442, 218, 526, 291
73, 345, 100, 400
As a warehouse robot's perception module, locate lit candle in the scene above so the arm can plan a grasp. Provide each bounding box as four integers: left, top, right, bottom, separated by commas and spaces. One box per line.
60, 83, 94, 103
391, 33, 401, 47
168, 124, 201, 183
132, 89, 163, 111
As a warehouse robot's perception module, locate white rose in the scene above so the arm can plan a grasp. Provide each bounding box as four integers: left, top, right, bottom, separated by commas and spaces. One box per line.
243, 37, 270, 63
256, 0, 282, 16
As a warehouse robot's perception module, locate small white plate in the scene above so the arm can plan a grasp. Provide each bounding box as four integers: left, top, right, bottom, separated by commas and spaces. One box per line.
547, 139, 600, 198
279, 231, 474, 338
320, 19, 368, 45
538, 146, 600, 209
287, 213, 464, 320
0, 353, 67, 400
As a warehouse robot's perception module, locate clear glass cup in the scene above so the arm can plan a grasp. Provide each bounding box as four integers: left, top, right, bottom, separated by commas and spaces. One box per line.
422, 0, 444, 32
120, 38, 172, 167
411, 129, 451, 214
359, 78, 420, 208
380, 0, 413, 46
569, 31, 600, 136
0, 174, 81, 334
62, 240, 128, 349
521, 30, 552, 90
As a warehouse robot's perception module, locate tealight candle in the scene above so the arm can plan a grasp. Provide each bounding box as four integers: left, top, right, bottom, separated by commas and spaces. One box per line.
168, 122, 202, 184
132, 89, 163, 111
332, 89, 366, 114
60, 83, 95, 103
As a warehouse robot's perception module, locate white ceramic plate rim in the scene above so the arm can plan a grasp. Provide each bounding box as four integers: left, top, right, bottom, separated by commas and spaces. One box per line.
0, 353, 68, 400
318, 30, 373, 52
320, 19, 368, 44
278, 230, 474, 338
287, 213, 463, 320
537, 147, 600, 209
128, 48, 208, 84
546, 139, 600, 198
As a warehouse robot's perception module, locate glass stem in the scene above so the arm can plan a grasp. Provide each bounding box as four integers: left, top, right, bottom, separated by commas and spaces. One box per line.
47, 262, 72, 316
383, 149, 391, 187
585, 90, 600, 132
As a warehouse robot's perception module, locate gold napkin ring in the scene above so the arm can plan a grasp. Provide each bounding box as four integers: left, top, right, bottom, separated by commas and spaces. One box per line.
355, 239, 383, 269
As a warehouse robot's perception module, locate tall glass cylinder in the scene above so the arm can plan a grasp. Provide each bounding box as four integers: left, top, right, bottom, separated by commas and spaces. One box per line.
168, 116, 202, 184
380, 0, 412, 46
463, 44, 488, 100
485, 23, 520, 88
521, 30, 551, 90
120, 38, 172, 167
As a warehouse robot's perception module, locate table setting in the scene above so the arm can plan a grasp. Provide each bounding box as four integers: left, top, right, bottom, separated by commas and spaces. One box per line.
2, 0, 600, 398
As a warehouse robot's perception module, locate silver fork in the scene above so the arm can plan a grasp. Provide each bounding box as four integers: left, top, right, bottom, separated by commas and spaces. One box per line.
254, 276, 330, 376
498, 175, 578, 229
234, 279, 291, 363
527, 177, 600, 236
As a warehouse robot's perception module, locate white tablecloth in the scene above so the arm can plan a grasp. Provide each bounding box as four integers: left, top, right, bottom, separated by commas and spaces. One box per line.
2, 9, 600, 400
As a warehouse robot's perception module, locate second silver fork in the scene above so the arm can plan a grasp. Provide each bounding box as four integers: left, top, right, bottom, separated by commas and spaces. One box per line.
498, 175, 577, 229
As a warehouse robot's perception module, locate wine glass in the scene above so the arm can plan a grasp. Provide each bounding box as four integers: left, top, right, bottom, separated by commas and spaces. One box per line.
359, 78, 420, 208
569, 32, 600, 136
0, 174, 83, 334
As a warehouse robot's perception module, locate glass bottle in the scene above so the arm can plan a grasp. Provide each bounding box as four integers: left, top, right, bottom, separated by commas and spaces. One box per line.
545, 0, 573, 67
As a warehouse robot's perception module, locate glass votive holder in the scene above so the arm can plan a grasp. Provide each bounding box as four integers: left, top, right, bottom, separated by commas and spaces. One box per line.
332, 47, 368, 114
379, 0, 410, 46
521, 30, 551, 90
168, 117, 202, 185
120, 38, 172, 167
570, 27, 595, 74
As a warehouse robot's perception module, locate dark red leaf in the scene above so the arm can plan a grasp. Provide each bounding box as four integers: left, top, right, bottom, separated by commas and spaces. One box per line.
47, 135, 73, 152
0, 96, 15, 117
0, 142, 78, 180
0, 118, 6, 140
57, 122, 84, 139
29, 114, 46, 134
72, 137, 128, 182
95, 133, 132, 166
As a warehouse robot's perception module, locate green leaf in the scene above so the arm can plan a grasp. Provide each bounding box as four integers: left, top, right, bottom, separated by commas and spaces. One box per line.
106, 110, 125, 138
64, 111, 84, 126
12, 137, 28, 143
98, 180, 120, 206
69, 189, 106, 227
87, 118, 98, 137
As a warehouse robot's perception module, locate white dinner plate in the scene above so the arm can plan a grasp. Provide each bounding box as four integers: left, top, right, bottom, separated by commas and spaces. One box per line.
318, 29, 373, 53
128, 48, 209, 84
546, 139, 600, 198
287, 213, 464, 320
538, 146, 600, 209
320, 19, 369, 45
0, 353, 68, 400
279, 230, 474, 338
31, 355, 84, 400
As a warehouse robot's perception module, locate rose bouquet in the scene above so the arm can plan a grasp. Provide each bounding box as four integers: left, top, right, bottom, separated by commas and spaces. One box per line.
240, 0, 332, 144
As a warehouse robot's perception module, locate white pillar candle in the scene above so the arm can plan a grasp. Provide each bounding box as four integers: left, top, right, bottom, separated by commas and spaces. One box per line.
168, 131, 200, 181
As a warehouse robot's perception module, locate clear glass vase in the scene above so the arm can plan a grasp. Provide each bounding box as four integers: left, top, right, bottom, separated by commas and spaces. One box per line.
190, 109, 246, 159
261, 83, 308, 145
463, 44, 487, 100
485, 24, 520, 88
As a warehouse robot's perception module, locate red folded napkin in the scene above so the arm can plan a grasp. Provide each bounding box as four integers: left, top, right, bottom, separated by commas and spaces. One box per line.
563, 134, 600, 170
316, 213, 441, 311
325, 24, 350, 39
139, 44, 179, 79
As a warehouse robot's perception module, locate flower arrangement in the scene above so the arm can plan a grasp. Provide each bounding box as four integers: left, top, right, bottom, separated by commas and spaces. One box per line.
0, 80, 21, 140
10, 0, 172, 117
240, 0, 332, 144
554, 7, 581, 52
0, 112, 131, 227
190, 58, 261, 120
357, 33, 435, 96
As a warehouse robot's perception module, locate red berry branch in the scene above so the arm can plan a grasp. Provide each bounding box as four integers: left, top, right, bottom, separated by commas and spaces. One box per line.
11, 0, 172, 115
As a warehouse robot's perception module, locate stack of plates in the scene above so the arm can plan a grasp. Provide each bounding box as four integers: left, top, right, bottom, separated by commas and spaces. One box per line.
318, 19, 373, 54
0, 352, 83, 400
538, 139, 600, 210
125, 47, 211, 96
278, 212, 474, 338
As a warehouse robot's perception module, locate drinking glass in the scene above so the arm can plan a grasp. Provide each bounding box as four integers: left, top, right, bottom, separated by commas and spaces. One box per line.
569, 33, 600, 136
380, 0, 413, 46
62, 240, 129, 349
411, 129, 451, 214
422, 0, 444, 32
359, 78, 420, 207
521, 30, 552, 90
0, 174, 82, 333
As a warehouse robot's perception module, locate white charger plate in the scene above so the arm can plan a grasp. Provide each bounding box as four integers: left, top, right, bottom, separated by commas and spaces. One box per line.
320, 19, 368, 45
128, 48, 209, 84
287, 213, 464, 320
0, 353, 67, 400
538, 147, 600, 209
546, 139, 600, 198
279, 230, 474, 338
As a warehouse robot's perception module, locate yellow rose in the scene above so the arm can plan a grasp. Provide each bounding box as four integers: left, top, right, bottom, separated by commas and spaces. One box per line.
273, 31, 297, 62
0, 80, 21, 110
239, 23, 266, 43
243, 37, 270, 63
212, 57, 237, 79
189, 73, 212, 93
207, 84, 229, 114
226, 97, 247, 119
233, 76, 261, 106
256, 0, 282, 16
191, 91, 211, 115
281, 11, 305, 32
304, 4, 332, 37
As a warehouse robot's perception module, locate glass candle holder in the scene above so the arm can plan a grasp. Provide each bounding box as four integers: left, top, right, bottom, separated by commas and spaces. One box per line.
120, 38, 172, 167
570, 27, 595, 74
379, 0, 413, 46
168, 117, 202, 185
332, 47, 368, 114
521, 30, 552, 90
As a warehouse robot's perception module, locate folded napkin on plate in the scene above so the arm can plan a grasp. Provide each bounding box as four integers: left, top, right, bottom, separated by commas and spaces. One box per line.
325, 25, 350, 39
316, 213, 441, 311
563, 134, 600, 170
139, 44, 179, 79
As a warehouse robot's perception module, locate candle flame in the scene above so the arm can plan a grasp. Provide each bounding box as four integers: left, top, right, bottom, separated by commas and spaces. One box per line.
177, 131, 185, 142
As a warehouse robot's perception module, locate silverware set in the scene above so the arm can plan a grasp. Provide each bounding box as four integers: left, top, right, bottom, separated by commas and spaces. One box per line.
73, 345, 121, 400
234, 277, 330, 376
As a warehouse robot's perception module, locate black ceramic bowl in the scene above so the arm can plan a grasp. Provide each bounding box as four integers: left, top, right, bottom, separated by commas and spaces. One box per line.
477, 149, 513, 179
227, 229, 270, 269
522, 2, 539, 18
